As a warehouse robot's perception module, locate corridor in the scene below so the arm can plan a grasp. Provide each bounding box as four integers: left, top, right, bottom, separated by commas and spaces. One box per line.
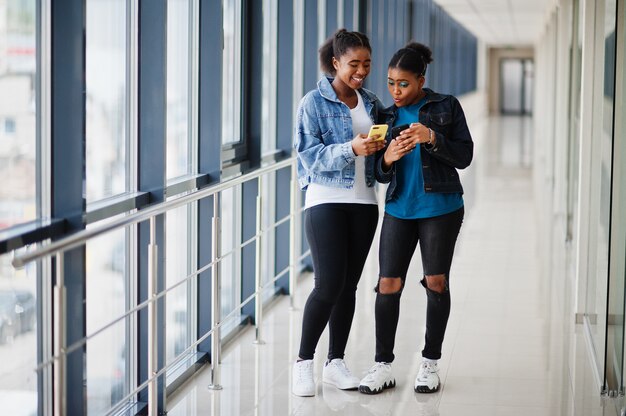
165, 115, 605, 416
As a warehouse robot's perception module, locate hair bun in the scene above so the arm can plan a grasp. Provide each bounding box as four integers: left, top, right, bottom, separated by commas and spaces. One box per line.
335, 28, 349, 38
405, 42, 433, 64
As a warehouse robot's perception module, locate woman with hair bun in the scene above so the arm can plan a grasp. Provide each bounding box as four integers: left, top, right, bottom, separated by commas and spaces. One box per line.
292, 28, 386, 397
358, 42, 473, 395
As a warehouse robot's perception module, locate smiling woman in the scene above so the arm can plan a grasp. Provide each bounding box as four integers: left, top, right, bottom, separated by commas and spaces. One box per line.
291, 28, 386, 398
327, 48, 371, 107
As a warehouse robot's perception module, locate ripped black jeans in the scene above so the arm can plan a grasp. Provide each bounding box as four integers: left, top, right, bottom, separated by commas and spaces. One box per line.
375, 207, 464, 363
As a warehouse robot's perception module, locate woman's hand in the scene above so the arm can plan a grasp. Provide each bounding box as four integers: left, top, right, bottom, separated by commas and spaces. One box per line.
382, 136, 412, 169
395, 122, 435, 146
381, 123, 435, 171
351, 133, 386, 156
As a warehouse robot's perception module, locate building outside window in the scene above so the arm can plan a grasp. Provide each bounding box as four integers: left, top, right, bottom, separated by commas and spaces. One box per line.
0, 1, 38, 413
85, 1, 130, 413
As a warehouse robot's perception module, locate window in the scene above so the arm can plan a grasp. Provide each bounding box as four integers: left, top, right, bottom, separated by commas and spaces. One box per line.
260, 0, 278, 299
585, 0, 618, 381
166, 0, 198, 180
220, 186, 242, 335
261, 0, 277, 156
86, 0, 129, 203
0, 2, 36, 230
0, 1, 38, 411
86, 228, 128, 414
165, 204, 195, 372
84, 2, 131, 412
221, 0, 243, 146
4, 118, 16, 134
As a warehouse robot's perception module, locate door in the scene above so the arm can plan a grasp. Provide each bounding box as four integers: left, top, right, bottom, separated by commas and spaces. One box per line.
500, 58, 534, 115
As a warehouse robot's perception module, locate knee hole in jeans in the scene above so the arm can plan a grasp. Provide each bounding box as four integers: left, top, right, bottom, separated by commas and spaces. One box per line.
378, 277, 402, 294
424, 274, 447, 294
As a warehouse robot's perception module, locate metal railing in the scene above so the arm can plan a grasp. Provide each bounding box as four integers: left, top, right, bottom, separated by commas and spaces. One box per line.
12, 157, 309, 416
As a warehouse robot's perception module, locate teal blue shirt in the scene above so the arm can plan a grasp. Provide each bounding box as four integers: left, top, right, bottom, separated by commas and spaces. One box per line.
385, 98, 464, 219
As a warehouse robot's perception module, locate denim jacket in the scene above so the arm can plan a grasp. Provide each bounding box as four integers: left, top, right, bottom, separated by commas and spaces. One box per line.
294, 77, 383, 190
375, 88, 473, 201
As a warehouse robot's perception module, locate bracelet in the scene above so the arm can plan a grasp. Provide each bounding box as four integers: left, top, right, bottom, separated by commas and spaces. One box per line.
428, 128, 433, 144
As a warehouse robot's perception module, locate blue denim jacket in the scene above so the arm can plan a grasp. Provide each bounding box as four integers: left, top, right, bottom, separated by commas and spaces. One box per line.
375, 88, 473, 201
294, 77, 383, 190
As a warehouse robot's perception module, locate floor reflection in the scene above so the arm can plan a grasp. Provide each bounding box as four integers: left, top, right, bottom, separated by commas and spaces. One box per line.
166, 115, 623, 416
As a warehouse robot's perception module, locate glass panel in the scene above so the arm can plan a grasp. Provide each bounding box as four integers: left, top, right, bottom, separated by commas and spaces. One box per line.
221, 0, 242, 145
260, 0, 277, 300
501, 59, 523, 113
567, 0, 583, 242
585, 0, 617, 385
0, 252, 37, 414
617, 1, 626, 393
86, 228, 127, 414
523, 60, 534, 114
620, 247, 626, 391
220, 187, 241, 335
86, 0, 128, 203
165, 205, 191, 369
343, 0, 354, 30
261, 0, 277, 155
166, 0, 191, 179
0, 1, 37, 229
261, 174, 276, 302
601, 0, 620, 391
0, 2, 38, 412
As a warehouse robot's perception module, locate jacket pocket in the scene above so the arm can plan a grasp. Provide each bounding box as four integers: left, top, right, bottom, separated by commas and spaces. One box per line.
321, 128, 334, 144
429, 112, 452, 126
429, 112, 452, 138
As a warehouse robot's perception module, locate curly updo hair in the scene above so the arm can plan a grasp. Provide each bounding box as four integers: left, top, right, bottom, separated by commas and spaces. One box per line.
388, 42, 433, 78
319, 28, 372, 75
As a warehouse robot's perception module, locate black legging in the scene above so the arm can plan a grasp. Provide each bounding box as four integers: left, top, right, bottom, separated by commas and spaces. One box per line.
298, 203, 379, 361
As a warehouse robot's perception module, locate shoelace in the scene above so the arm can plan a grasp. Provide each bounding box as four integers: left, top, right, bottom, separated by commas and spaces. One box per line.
370, 362, 388, 372
297, 362, 313, 380
334, 360, 353, 378
418, 362, 437, 377
363, 362, 388, 381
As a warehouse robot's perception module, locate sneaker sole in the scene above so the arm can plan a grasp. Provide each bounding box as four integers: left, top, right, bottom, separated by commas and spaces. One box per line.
358, 379, 396, 395
292, 389, 315, 397
414, 383, 439, 393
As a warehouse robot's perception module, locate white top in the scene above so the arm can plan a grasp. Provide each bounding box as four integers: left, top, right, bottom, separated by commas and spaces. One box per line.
305, 90, 378, 209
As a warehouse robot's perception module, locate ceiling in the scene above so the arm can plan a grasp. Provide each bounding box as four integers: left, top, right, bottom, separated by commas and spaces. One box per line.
433, 0, 556, 46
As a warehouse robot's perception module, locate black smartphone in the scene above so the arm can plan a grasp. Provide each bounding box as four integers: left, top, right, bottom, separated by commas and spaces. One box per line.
391, 124, 410, 140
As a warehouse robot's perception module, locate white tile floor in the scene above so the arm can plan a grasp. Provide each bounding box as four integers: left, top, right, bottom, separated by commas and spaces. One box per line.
166, 115, 622, 416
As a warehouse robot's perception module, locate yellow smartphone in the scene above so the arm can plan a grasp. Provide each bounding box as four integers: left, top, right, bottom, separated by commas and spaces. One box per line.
367, 124, 388, 141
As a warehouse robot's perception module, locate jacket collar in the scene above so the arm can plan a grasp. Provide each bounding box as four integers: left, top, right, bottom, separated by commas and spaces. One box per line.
421, 88, 446, 104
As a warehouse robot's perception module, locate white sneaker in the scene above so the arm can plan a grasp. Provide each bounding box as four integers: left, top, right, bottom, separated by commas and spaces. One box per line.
322, 358, 360, 390
414, 361, 440, 393
358, 362, 396, 395
292, 360, 315, 396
